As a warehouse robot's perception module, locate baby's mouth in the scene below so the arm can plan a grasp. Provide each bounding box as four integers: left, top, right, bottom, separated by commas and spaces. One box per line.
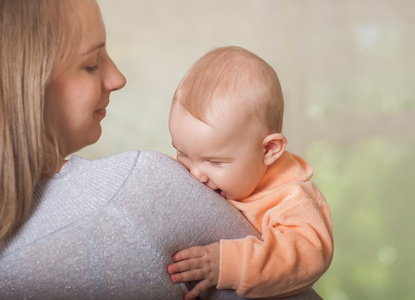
215, 189, 226, 198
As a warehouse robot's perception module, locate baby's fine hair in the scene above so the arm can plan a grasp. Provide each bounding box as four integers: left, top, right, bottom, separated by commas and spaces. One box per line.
173, 46, 284, 133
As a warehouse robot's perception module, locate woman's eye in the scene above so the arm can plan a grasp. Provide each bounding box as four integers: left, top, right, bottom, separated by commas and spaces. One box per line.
85, 65, 98, 73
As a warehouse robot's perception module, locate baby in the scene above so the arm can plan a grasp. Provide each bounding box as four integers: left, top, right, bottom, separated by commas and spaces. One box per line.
167, 46, 333, 300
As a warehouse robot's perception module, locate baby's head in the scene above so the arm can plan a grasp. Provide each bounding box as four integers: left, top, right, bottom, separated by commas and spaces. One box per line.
169, 46, 286, 200
173, 46, 284, 134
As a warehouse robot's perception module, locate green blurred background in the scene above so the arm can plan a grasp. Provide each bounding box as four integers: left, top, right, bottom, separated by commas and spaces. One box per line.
80, 1, 415, 299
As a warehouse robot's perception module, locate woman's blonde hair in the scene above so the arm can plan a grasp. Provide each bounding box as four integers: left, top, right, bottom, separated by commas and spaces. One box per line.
0, 0, 79, 239
173, 46, 284, 133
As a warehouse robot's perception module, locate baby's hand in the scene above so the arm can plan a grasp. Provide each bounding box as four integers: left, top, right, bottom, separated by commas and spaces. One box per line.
167, 242, 220, 300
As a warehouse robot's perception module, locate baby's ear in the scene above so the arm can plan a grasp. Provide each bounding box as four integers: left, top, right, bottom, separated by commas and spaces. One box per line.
262, 133, 287, 166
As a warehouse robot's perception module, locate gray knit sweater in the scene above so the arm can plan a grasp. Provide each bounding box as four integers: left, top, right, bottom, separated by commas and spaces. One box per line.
0, 150, 321, 300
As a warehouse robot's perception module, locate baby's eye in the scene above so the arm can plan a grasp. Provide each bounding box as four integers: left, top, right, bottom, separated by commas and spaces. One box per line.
208, 160, 222, 166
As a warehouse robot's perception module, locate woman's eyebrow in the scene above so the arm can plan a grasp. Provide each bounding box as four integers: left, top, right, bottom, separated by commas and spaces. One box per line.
83, 42, 105, 56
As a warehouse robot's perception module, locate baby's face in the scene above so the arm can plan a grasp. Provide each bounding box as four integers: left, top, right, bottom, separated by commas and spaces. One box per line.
169, 102, 269, 201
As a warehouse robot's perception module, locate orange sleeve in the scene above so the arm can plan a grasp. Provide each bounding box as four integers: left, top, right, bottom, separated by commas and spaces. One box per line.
217, 181, 333, 298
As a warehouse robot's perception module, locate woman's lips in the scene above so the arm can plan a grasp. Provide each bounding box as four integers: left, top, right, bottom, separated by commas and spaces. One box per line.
94, 107, 107, 119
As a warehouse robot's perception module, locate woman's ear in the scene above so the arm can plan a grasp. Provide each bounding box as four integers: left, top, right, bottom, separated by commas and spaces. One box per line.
262, 133, 287, 166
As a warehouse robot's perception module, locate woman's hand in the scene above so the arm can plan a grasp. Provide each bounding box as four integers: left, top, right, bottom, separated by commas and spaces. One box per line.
167, 242, 220, 300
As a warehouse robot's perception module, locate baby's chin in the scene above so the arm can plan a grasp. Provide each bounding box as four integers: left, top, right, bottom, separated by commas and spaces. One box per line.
215, 189, 242, 201
216, 189, 253, 201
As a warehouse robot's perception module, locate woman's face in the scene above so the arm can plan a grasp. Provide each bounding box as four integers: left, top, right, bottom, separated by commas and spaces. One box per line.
47, 0, 126, 157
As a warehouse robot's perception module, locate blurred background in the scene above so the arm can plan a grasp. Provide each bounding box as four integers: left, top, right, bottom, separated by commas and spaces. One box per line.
80, 1, 415, 299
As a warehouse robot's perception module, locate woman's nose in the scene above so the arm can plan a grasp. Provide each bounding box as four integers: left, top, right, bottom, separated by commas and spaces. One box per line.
102, 54, 127, 92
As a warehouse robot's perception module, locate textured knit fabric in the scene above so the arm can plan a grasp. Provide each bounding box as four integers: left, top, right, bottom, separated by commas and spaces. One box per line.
0, 150, 323, 300
218, 151, 334, 298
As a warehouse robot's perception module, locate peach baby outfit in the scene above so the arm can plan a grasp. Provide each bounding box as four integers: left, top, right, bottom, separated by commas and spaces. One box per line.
218, 151, 334, 298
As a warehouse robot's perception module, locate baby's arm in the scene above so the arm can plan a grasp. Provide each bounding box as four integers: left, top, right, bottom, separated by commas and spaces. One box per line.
167, 242, 220, 300
218, 182, 333, 298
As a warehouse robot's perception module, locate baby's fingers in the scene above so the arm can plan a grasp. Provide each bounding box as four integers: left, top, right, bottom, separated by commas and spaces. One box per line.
167, 257, 204, 274
172, 246, 204, 261
170, 268, 206, 283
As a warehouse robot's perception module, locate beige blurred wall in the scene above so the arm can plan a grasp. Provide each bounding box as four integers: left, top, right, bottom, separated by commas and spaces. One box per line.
77, 0, 413, 159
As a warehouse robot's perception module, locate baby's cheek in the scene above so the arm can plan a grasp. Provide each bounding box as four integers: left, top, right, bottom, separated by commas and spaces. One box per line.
221, 183, 241, 200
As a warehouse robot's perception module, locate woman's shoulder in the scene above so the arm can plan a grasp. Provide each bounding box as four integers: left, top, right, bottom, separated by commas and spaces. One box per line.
65, 150, 177, 174
54, 150, 175, 184
1, 151, 180, 255
63, 150, 140, 175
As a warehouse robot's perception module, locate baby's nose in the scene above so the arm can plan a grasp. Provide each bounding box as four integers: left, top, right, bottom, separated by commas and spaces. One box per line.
190, 167, 208, 183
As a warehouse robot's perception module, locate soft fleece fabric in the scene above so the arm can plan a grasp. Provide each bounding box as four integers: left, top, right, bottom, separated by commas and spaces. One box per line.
218, 151, 334, 298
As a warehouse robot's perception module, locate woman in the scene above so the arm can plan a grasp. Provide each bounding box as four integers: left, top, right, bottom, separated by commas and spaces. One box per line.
0, 0, 321, 299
